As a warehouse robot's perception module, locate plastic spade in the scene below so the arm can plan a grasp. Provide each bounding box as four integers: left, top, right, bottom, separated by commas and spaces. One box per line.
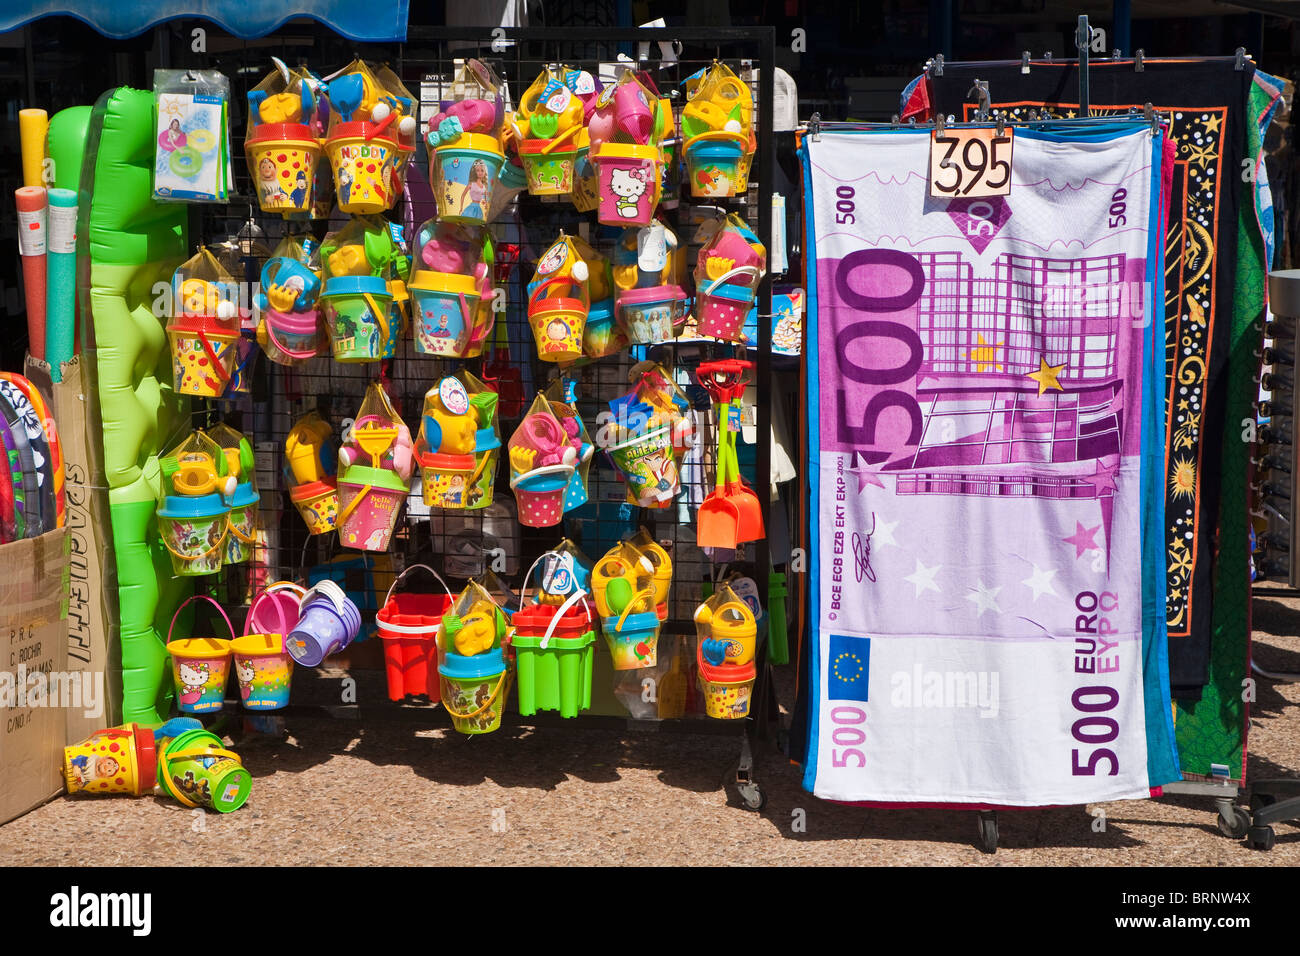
696, 396, 740, 550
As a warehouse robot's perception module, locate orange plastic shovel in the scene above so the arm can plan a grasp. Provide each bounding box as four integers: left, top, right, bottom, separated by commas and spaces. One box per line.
696, 396, 740, 550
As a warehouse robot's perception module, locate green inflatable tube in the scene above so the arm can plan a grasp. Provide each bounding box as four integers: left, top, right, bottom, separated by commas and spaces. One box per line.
47, 105, 91, 193
78, 87, 189, 724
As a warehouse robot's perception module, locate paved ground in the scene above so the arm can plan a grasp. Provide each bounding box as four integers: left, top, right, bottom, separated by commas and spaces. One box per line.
4, 591, 1298, 866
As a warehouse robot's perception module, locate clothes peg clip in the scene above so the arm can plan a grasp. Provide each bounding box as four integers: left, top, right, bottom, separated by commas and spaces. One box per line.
1021, 52, 1031, 74
1235, 48, 1248, 70
935, 112, 946, 136
968, 79, 990, 122
1043, 51, 1053, 62
931, 54, 945, 77
890, 113, 900, 128
1135, 50, 1145, 72
1111, 48, 1122, 60
995, 113, 1006, 136
809, 112, 821, 142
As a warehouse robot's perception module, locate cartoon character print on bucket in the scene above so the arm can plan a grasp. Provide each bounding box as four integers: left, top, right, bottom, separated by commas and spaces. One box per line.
64, 724, 157, 796
438, 581, 510, 734
156, 728, 251, 813
165, 595, 237, 714
231, 633, 294, 711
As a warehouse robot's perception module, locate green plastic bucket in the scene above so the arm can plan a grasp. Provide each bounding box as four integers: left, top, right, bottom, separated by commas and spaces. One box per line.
511, 596, 595, 718
156, 728, 251, 813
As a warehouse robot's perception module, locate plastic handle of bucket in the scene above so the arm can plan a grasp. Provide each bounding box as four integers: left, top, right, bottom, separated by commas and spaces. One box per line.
614, 588, 656, 632
540, 590, 593, 650
159, 525, 230, 564
516, 549, 560, 613
159, 744, 243, 807
247, 581, 309, 636
540, 122, 581, 154
266, 320, 320, 362
197, 331, 233, 383
227, 509, 259, 544
702, 265, 760, 297
361, 293, 391, 350
528, 275, 589, 314
383, 562, 455, 610
442, 670, 512, 720
168, 593, 237, 645
334, 482, 372, 528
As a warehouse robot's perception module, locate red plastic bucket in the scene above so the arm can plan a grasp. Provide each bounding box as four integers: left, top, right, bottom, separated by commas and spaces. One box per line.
375, 564, 454, 701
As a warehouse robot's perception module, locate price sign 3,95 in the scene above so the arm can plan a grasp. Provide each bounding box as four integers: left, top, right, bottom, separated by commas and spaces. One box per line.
929, 127, 1013, 199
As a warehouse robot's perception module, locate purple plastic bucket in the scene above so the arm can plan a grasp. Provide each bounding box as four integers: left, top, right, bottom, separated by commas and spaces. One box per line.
286, 582, 363, 666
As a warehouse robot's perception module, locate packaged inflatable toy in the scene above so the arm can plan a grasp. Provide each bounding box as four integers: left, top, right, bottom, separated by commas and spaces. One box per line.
417, 372, 500, 510
692, 214, 766, 343
612, 222, 688, 345
425, 59, 507, 225
507, 393, 593, 528
154, 69, 232, 202
437, 580, 510, 734
245, 60, 324, 214
408, 219, 493, 358
336, 384, 413, 552
605, 363, 693, 509
323, 60, 418, 213
167, 248, 240, 397
587, 71, 669, 227
157, 430, 236, 576
693, 583, 757, 718
514, 66, 588, 195
681, 62, 755, 198
207, 423, 260, 564
285, 411, 339, 534
526, 233, 591, 364
254, 236, 323, 365
319, 217, 409, 362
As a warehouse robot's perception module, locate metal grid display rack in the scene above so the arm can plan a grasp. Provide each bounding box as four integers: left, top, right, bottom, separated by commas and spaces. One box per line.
175, 25, 784, 809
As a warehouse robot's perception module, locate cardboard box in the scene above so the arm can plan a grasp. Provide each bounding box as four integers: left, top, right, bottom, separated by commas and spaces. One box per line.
0, 528, 72, 825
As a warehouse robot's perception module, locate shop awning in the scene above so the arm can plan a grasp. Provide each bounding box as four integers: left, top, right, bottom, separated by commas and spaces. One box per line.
0, 0, 409, 41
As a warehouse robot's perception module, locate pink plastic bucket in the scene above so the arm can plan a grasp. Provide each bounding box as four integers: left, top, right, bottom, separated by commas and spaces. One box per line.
511, 464, 574, 528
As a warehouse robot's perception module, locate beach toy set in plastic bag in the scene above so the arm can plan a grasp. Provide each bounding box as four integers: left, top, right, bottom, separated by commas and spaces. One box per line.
507, 392, 594, 528
416, 373, 500, 510
681, 62, 755, 198
425, 59, 507, 225
588, 70, 672, 227
437, 579, 511, 734
319, 216, 410, 362
254, 236, 324, 364
245, 60, 327, 216
323, 60, 418, 214
167, 248, 241, 398
285, 411, 340, 534
690, 214, 766, 343
526, 233, 592, 364
543, 378, 596, 513
605, 363, 693, 509
613, 221, 688, 345
514, 65, 590, 195
157, 428, 259, 576
590, 534, 669, 670
336, 383, 414, 551
408, 218, 494, 357
694, 583, 758, 718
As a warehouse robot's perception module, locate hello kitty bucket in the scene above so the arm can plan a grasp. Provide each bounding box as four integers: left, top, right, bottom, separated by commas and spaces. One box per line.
593, 143, 663, 228
165, 595, 235, 714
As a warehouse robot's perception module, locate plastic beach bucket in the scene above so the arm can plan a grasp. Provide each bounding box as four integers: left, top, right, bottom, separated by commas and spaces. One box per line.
63, 723, 157, 796
520, 137, 577, 195
157, 492, 229, 576
601, 606, 660, 671
433, 132, 505, 224
695, 267, 759, 342
246, 123, 321, 214
410, 272, 480, 357
231, 633, 294, 711
616, 285, 686, 345
376, 564, 453, 701
684, 131, 747, 198
167, 316, 238, 398
582, 298, 627, 358
263, 307, 321, 362
286, 580, 363, 667
321, 276, 396, 362
528, 276, 588, 363
225, 480, 259, 564
697, 643, 756, 719
165, 595, 236, 713
156, 728, 251, 813
337, 465, 408, 551
439, 646, 509, 734
593, 143, 663, 227
511, 464, 574, 528
511, 593, 595, 718
326, 123, 410, 214
291, 479, 339, 534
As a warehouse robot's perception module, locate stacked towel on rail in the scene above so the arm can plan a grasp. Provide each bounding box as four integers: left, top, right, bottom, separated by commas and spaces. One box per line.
799, 121, 1181, 804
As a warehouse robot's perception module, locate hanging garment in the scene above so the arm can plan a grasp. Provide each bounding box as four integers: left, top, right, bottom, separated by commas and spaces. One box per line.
928, 59, 1254, 698
799, 121, 1179, 804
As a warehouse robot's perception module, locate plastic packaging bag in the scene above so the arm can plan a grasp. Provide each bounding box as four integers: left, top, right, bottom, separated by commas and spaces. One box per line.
254, 236, 323, 365
417, 372, 501, 511
336, 384, 413, 552
154, 69, 232, 202
167, 248, 240, 397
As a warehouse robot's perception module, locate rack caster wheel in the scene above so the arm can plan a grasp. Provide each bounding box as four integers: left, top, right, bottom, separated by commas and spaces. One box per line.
976, 811, 998, 854
736, 780, 767, 811
1248, 825, 1276, 851
1216, 804, 1252, 840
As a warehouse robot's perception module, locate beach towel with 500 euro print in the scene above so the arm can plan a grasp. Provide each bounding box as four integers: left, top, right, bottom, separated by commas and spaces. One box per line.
802, 125, 1175, 804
